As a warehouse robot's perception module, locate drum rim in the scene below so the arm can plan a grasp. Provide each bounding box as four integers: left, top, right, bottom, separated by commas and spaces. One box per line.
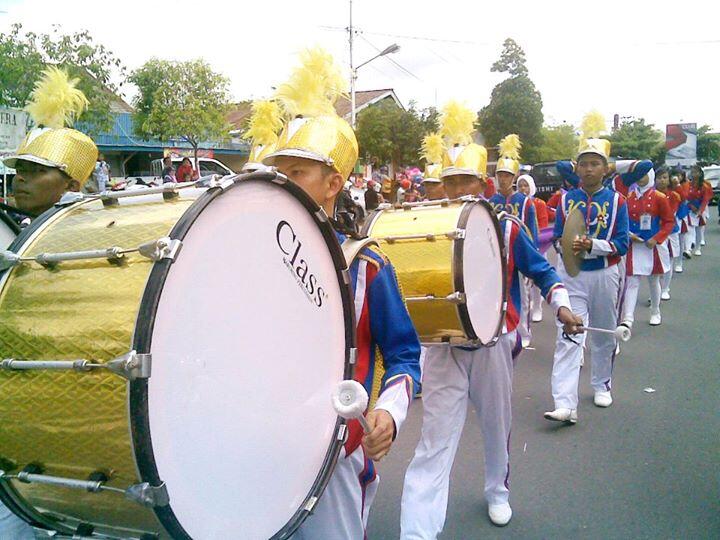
454, 198, 508, 345
129, 171, 356, 540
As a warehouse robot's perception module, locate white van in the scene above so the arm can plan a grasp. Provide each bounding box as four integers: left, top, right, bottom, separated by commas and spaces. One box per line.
151, 157, 234, 179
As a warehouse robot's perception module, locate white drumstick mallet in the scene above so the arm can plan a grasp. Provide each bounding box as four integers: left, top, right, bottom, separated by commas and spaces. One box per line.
580, 325, 632, 342
333, 380, 371, 433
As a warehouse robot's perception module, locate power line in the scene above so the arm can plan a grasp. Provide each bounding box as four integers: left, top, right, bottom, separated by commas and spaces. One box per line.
318, 25, 483, 46
359, 35, 423, 82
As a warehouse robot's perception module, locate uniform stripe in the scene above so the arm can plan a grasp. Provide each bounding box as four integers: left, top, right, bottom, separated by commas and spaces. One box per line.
354, 260, 367, 327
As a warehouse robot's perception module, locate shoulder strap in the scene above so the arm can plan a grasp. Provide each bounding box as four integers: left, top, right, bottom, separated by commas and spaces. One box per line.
341, 237, 379, 269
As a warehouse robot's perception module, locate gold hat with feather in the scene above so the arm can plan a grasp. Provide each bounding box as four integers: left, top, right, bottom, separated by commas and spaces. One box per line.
263, 48, 358, 179
243, 99, 283, 171
496, 133, 522, 175
421, 132, 444, 182
577, 110, 610, 160
439, 101, 487, 179
4, 67, 98, 184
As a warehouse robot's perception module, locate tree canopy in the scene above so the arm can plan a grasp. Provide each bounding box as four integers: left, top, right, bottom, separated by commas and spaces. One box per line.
0, 23, 125, 134
478, 38, 544, 161
697, 124, 720, 164
609, 118, 665, 162
129, 59, 231, 163
532, 124, 579, 163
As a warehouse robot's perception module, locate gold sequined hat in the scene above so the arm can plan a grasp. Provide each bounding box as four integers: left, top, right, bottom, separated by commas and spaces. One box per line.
242, 99, 283, 172
577, 138, 611, 160
4, 67, 98, 184
264, 48, 358, 179
496, 133, 522, 175
438, 101, 487, 179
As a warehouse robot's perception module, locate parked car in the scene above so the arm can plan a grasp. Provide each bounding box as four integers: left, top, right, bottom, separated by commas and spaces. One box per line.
528, 162, 563, 201
151, 157, 234, 179
701, 165, 720, 204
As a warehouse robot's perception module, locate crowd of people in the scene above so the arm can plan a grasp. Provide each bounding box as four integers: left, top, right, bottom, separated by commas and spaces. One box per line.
0, 52, 716, 540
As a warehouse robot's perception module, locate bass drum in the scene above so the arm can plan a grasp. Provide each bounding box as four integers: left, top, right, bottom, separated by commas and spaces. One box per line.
0, 209, 19, 249
363, 199, 506, 346
0, 173, 354, 539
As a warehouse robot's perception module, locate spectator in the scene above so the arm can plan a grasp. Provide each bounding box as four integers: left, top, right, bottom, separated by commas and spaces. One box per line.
396, 178, 411, 205
176, 157, 195, 182
84, 153, 111, 194
365, 180, 382, 211
161, 156, 176, 183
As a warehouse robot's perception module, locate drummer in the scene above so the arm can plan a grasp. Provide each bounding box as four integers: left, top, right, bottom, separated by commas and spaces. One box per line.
545, 139, 630, 424
262, 48, 421, 540
3, 68, 97, 220
400, 102, 582, 533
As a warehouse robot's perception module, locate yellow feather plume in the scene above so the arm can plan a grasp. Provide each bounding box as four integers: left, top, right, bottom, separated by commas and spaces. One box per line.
25, 67, 89, 129
580, 110, 607, 139
275, 47, 348, 119
244, 100, 283, 146
440, 101, 476, 146
421, 132, 445, 164
498, 133, 522, 160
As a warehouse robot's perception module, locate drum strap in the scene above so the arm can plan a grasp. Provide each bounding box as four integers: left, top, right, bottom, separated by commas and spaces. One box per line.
341, 237, 379, 269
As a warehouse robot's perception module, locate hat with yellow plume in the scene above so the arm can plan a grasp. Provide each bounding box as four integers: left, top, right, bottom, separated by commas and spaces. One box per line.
4, 67, 98, 184
496, 133, 522, 175
577, 110, 610, 160
421, 132, 445, 183
438, 101, 487, 179
264, 48, 358, 179
242, 99, 283, 172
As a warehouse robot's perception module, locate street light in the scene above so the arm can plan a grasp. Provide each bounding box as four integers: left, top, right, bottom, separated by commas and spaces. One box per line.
350, 44, 400, 128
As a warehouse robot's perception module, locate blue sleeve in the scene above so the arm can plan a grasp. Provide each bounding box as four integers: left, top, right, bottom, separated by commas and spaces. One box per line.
618, 159, 653, 187
552, 194, 565, 240
512, 222, 563, 297
368, 262, 422, 395
556, 160, 580, 188
610, 200, 630, 256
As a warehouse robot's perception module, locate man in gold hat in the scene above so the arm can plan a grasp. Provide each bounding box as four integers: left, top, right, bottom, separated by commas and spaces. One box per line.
263, 47, 421, 540
545, 138, 630, 423
400, 103, 582, 533
3, 68, 97, 219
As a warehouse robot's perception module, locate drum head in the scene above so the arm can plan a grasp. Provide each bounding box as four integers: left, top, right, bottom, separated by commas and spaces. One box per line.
460, 201, 506, 344
133, 178, 351, 539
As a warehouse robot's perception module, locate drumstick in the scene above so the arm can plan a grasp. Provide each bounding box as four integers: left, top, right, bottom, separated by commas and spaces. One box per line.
332, 380, 371, 433
580, 325, 632, 342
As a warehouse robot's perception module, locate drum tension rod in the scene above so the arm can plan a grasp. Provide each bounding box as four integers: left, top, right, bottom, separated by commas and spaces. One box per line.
383, 229, 465, 244
0, 237, 182, 270
0, 350, 152, 381
405, 292, 467, 304
0, 470, 169, 508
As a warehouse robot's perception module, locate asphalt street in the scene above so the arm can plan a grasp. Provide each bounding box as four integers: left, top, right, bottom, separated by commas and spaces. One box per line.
367, 225, 720, 540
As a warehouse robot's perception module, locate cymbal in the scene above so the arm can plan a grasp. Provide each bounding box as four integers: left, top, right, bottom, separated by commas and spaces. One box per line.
560, 208, 586, 277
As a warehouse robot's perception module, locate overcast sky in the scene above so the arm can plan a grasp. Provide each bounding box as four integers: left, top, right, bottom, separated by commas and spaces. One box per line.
1, 0, 718, 131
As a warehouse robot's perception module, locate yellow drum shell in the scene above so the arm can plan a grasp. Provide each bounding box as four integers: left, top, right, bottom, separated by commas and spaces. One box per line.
0, 194, 198, 538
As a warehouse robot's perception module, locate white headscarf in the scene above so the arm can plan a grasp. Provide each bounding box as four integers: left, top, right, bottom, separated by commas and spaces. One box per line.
517, 174, 536, 198
631, 168, 655, 198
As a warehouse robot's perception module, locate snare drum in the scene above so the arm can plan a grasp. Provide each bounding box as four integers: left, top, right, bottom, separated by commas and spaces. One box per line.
0, 173, 354, 539
363, 199, 506, 345
0, 209, 19, 249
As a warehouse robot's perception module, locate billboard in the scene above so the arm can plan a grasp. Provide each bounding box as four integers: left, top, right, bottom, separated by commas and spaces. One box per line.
665, 123, 697, 166
0, 107, 28, 155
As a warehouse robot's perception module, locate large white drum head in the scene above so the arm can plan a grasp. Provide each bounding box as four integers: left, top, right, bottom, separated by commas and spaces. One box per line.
0, 215, 17, 249
462, 203, 505, 343
147, 181, 348, 539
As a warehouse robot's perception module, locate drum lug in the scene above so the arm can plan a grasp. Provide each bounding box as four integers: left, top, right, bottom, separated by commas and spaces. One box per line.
55, 192, 85, 207
207, 174, 236, 190
449, 229, 466, 240
349, 347, 358, 365
125, 482, 170, 508
314, 208, 329, 223
303, 496, 319, 512
1, 350, 151, 381
447, 292, 466, 304
0, 250, 22, 271
106, 351, 152, 381
138, 237, 183, 262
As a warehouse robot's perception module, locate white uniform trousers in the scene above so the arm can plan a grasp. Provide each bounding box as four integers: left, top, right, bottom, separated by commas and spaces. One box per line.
518, 278, 532, 346
400, 332, 517, 540
551, 265, 620, 409
293, 445, 378, 540
0, 501, 34, 540
622, 274, 661, 323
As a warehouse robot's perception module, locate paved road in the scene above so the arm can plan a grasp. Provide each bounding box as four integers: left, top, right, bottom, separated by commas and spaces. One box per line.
367, 226, 720, 539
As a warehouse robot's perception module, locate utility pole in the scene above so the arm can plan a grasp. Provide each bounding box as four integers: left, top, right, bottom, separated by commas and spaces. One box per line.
349, 0, 357, 129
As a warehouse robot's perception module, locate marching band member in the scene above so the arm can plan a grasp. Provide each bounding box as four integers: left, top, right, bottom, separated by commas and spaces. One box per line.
675, 170, 694, 260
262, 48, 421, 540
686, 164, 712, 256
1, 67, 99, 540
401, 102, 580, 534
545, 138, 629, 423
657, 167, 682, 298
3, 68, 98, 220
420, 133, 447, 201
619, 168, 675, 328
241, 99, 283, 173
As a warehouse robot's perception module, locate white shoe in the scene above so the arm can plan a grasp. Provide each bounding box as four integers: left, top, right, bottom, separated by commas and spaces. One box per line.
531, 308, 543, 323
683, 250, 692, 259
649, 312, 662, 326
693, 249, 702, 256
701, 240, 706, 246
488, 502, 512, 526
674, 265, 683, 273
594, 391, 613, 407
521, 336, 531, 348
620, 320, 633, 330
543, 408, 578, 424
661, 290, 671, 301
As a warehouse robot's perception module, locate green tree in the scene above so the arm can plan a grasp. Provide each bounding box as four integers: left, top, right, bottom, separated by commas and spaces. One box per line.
356, 99, 430, 169
533, 124, 579, 163
0, 23, 125, 134
609, 118, 665, 162
129, 59, 231, 167
478, 38, 544, 161
697, 124, 720, 164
